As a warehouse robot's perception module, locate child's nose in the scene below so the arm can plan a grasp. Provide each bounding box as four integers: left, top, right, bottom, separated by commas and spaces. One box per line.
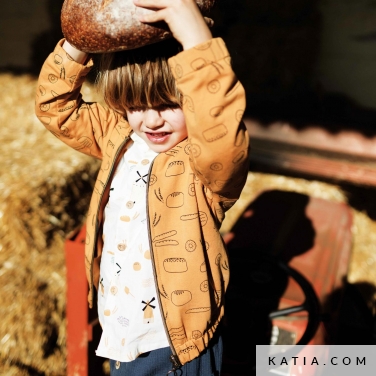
144, 109, 164, 129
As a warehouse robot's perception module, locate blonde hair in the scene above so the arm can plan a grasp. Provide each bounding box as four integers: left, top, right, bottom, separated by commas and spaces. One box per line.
96, 39, 182, 116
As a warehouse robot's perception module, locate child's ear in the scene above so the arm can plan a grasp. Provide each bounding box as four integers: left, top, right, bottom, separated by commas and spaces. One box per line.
204, 17, 214, 28
111, 107, 127, 119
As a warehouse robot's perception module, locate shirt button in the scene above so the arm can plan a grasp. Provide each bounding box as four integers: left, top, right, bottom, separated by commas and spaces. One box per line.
118, 243, 126, 251
141, 159, 149, 165
126, 200, 134, 209
115, 360, 120, 369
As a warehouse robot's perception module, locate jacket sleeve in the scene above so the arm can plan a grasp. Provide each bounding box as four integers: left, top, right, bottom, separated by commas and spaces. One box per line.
35, 39, 127, 160
168, 38, 250, 211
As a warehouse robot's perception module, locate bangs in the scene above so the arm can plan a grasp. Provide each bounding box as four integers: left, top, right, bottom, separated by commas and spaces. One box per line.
96, 39, 182, 116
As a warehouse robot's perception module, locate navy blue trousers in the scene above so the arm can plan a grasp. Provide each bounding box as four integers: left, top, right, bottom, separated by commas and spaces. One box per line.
109, 331, 223, 376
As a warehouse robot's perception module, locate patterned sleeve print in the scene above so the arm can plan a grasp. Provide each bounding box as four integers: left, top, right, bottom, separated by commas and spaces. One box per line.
35, 39, 130, 159
168, 38, 249, 203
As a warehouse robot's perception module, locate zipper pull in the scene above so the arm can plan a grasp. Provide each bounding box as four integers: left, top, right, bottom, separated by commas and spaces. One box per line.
166, 354, 182, 375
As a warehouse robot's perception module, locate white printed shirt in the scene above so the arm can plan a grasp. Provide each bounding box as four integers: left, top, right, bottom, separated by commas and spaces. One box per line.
96, 133, 169, 362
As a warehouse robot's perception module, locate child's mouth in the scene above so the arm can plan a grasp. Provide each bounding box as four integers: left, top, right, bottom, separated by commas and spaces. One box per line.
146, 132, 170, 143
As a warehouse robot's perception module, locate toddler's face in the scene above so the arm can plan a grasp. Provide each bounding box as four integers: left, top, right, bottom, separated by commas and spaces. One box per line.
126, 106, 187, 153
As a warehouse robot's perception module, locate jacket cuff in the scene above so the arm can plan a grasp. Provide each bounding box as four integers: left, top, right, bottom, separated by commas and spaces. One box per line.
168, 38, 230, 81
51, 39, 94, 85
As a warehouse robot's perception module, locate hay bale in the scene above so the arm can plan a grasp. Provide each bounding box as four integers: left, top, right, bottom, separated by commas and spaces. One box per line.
0, 243, 64, 373
0, 73, 100, 375
0, 363, 30, 376
348, 210, 376, 310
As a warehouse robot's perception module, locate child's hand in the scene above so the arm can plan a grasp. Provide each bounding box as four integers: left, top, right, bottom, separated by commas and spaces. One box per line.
133, 0, 212, 50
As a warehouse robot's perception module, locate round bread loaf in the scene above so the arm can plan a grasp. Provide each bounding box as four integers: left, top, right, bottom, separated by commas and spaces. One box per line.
61, 0, 216, 53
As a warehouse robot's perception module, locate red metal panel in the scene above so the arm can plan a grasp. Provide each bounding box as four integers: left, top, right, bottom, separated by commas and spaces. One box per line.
245, 120, 376, 160
245, 119, 376, 187
272, 197, 353, 345
282, 197, 352, 306
65, 225, 89, 376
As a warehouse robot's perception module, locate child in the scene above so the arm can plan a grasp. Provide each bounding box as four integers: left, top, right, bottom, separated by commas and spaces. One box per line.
35, 0, 249, 374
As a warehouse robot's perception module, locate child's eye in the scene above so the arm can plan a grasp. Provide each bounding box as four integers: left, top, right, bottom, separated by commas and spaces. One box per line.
156, 104, 180, 111
127, 104, 181, 113
127, 106, 145, 113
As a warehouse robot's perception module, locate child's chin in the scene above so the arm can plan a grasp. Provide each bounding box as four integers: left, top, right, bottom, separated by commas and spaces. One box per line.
149, 143, 173, 153
145, 138, 181, 153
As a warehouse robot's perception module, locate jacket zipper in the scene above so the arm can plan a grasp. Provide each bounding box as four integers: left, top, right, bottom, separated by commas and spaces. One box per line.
90, 134, 131, 303
146, 158, 182, 373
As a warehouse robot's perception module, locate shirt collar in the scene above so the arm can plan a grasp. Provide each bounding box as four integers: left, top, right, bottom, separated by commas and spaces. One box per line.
130, 132, 158, 156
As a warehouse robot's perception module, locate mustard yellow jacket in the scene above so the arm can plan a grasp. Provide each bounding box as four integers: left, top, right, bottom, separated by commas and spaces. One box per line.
35, 38, 249, 366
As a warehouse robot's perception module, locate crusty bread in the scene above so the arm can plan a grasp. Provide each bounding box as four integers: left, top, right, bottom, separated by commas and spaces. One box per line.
61, 0, 215, 53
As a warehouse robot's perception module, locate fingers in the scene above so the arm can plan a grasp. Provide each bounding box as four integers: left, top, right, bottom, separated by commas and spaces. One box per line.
133, 0, 212, 50
133, 0, 183, 6
138, 9, 167, 24
133, 0, 167, 11
133, 0, 166, 23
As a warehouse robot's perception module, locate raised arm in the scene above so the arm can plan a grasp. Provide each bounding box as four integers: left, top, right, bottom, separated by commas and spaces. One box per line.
169, 39, 249, 200
135, 0, 249, 202
35, 40, 128, 159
